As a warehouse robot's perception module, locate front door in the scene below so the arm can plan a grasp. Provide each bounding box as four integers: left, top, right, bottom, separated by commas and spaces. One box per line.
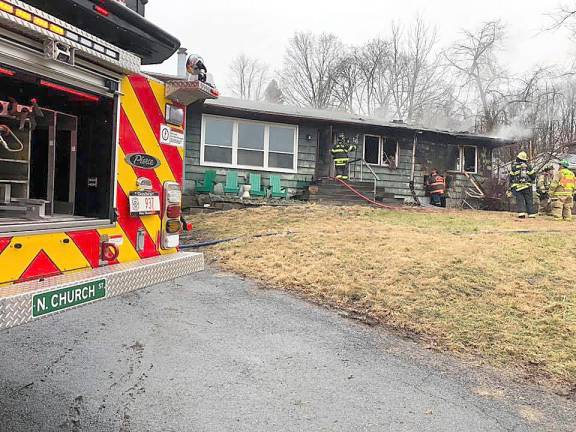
315, 127, 334, 179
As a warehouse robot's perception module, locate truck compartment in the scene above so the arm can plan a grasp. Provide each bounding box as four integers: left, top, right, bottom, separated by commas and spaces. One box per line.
0, 68, 116, 232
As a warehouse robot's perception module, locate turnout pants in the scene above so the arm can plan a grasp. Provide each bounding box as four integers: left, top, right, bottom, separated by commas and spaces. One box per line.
430, 193, 446, 208
334, 162, 349, 180
512, 187, 536, 216
538, 193, 552, 215
551, 195, 574, 220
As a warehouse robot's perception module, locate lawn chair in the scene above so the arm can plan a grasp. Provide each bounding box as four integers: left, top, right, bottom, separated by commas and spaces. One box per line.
249, 173, 266, 197
269, 175, 288, 198
195, 170, 217, 194
224, 171, 240, 195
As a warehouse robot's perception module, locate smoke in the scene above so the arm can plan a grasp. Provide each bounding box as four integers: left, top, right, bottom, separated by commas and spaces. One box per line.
490, 122, 533, 140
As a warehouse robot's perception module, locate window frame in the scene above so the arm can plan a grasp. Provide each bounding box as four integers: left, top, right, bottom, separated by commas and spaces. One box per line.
363, 134, 381, 165
362, 134, 400, 167
460, 145, 478, 174
200, 114, 299, 173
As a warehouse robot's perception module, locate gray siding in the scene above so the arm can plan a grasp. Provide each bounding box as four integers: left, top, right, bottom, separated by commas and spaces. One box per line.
183, 103, 494, 205
184, 104, 316, 196
348, 134, 493, 206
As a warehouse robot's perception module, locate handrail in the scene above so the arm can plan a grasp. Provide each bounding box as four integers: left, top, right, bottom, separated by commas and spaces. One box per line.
349, 158, 380, 200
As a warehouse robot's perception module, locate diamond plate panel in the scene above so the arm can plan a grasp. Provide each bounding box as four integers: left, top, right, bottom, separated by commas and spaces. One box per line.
0, 252, 204, 331
0, 0, 141, 73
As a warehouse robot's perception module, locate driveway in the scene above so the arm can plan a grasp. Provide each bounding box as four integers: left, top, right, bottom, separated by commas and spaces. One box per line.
0, 269, 573, 431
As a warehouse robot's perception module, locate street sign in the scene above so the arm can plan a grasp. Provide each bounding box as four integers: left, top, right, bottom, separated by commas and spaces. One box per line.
32, 279, 106, 318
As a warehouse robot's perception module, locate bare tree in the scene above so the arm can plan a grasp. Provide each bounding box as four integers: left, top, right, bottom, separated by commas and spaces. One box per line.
374, 19, 446, 123
446, 21, 507, 132
280, 32, 343, 109
228, 54, 269, 100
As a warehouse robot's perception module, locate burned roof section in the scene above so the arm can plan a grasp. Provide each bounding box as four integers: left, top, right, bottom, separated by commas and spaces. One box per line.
204, 97, 515, 148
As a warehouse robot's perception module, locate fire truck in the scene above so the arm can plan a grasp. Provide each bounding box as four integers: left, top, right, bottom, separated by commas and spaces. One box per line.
0, 0, 217, 330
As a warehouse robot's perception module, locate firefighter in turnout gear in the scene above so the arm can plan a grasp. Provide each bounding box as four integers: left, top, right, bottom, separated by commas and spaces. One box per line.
426, 169, 446, 207
549, 160, 576, 221
536, 165, 554, 215
331, 133, 357, 180
508, 151, 537, 218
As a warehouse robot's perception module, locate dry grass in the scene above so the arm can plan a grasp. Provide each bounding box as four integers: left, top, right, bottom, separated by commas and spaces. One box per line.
186, 205, 576, 386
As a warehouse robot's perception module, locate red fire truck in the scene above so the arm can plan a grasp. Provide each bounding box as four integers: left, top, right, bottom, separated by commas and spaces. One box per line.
0, 0, 217, 330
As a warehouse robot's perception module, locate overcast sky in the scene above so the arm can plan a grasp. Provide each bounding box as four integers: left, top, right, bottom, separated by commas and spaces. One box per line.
145, 0, 575, 93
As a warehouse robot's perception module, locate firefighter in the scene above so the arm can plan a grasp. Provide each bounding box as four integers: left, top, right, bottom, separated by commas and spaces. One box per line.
536, 165, 554, 215
426, 168, 446, 207
331, 133, 357, 180
507, 151, 537, 218
549, 160, 576, 221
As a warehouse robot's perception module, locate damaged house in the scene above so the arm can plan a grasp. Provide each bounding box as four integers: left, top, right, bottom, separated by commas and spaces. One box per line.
184, 97, 512, 207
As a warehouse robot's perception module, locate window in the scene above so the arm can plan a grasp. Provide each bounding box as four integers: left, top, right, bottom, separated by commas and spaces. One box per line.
204, 117, 233, 164
363, 135, 399, 167
462, 146, 477, 173
364, 135, 380, 164
238, 122, 265, 167
269, 126, 296, 169
381, 138, 398, 167
449, 145, 478, 174
201, 115, 298, 173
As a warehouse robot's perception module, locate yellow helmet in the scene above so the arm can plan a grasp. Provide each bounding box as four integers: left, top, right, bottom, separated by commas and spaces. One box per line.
517, 151, 528, 161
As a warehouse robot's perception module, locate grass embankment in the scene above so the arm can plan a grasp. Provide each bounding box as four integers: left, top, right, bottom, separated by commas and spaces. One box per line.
186, 205, 576, 387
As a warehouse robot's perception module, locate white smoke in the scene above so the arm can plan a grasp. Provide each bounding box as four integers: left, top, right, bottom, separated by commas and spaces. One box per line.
489, 122, 533, 140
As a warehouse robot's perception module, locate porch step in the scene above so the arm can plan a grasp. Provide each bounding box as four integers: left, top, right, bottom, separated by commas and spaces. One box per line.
309, 179, 404, 206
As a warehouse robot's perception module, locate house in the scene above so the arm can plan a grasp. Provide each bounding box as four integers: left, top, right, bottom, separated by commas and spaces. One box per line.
184, 97, 512, 206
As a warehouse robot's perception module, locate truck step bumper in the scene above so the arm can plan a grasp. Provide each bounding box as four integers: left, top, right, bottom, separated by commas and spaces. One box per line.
0, 252, 204, 331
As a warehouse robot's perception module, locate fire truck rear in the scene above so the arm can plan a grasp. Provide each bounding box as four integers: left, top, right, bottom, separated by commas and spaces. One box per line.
0, 0, 217, 330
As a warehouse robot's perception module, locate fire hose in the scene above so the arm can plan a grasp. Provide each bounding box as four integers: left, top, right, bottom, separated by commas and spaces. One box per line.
0, 125, 24, 152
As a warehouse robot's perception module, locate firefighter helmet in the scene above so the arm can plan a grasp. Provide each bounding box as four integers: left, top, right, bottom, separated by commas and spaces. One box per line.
517, 151, 528, 161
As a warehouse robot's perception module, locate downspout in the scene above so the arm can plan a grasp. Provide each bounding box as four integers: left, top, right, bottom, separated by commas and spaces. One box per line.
410, 133, 421, 206
411, 134, 417, 182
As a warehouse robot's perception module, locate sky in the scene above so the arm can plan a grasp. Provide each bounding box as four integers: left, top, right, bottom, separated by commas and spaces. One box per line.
145, 0, 575, 94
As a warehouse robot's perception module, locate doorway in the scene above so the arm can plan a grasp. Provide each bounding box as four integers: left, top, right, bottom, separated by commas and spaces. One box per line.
315, 127, 334, 179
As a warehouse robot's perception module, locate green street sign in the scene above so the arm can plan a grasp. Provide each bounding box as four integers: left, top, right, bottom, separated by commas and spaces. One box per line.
32, 279, 106, 318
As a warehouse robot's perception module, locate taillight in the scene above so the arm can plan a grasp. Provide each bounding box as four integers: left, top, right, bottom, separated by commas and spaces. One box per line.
166, 205, 181, 219
161, 182, 182, 249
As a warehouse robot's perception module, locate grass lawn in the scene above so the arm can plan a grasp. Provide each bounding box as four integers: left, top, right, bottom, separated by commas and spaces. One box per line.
185, 205, 576, 388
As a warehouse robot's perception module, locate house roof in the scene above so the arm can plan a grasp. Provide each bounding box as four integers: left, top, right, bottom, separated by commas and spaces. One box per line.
203, 97, 515, 147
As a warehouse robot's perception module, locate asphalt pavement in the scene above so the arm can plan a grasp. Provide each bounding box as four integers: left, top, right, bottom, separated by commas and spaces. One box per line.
0, 269, 574, 431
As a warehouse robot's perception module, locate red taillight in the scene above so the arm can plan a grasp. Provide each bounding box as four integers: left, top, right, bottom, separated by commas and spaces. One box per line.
39, 80, 100, 102
94, 5, 110, 16
0, 67, 15, 77
166, 205, 181, 219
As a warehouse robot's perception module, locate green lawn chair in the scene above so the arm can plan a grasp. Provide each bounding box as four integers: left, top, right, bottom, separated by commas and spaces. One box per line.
269, 175, 288, 198
249, 173, 266, 197
224, 171, 240, 194
195, 170, 217, 194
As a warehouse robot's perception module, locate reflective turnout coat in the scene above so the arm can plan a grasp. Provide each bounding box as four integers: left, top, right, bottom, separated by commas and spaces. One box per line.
509, 161, 536, 191
330, 142, 357, 166
427, 174, 445, 195
550, 168, 576, 197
